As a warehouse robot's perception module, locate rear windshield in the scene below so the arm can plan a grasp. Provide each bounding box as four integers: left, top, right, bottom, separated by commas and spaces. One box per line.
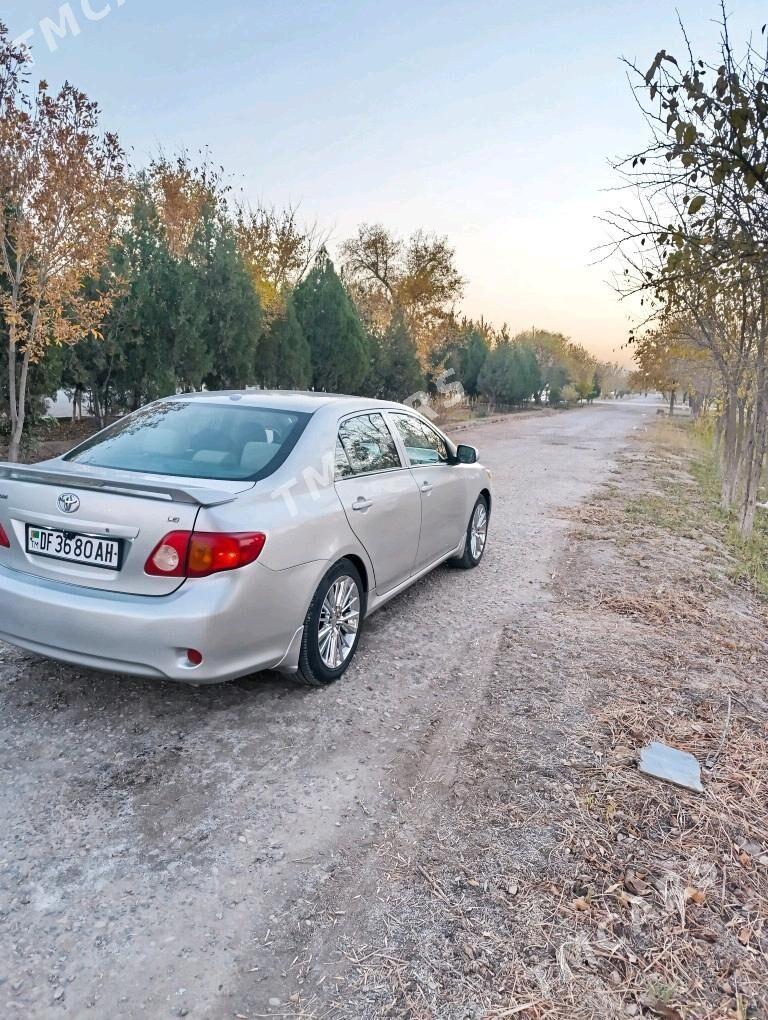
65, 401, 311, 481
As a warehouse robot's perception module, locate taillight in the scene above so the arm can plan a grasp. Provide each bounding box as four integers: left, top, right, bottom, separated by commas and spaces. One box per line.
186, 532, 266, 576
0, 523, 9, 549
144, 531, 266, 578
145, 531, 190, 576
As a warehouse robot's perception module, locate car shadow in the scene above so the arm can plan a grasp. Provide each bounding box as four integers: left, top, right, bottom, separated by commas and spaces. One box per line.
0, 646, 321, 725
0, 560, 473, 723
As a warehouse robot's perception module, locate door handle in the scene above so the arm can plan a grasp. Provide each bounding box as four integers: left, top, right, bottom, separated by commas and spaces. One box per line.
352, 497, 374, 511
420, 481, 433, 494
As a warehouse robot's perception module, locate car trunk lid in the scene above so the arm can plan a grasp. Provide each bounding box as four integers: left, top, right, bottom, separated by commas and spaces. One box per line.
0, 461, 252, 596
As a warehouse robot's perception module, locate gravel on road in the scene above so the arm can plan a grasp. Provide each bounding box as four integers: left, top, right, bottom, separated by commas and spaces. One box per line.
0, 400, 655, 1019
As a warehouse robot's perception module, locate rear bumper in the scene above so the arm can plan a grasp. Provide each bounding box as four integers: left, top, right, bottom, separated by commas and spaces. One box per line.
0, 560, 320, 683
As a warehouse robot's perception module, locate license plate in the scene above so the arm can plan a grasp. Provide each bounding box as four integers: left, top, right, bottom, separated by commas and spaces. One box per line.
26, 525, 122, 570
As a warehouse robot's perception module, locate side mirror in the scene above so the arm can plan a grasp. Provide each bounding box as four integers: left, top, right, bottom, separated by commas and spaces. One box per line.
456, 443, 478, 464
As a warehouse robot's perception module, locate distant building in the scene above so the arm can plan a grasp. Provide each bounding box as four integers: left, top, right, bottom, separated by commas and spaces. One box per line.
45, 391, 91, 419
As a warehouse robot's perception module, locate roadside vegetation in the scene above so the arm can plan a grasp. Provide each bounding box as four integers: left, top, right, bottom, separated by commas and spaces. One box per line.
622, 416, 768, 597
608, 6, 768, 542
685, 423, 768, 596
0, 24, 626, 462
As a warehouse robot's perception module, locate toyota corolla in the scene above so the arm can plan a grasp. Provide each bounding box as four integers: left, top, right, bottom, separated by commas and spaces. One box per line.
0, 392, 491, 686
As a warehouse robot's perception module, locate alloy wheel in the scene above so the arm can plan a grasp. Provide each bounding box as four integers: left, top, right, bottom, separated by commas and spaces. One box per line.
470, 501, 488, 560
318, 575, 361, 669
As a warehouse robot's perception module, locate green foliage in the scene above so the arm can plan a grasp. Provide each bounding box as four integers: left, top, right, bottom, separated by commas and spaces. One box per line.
55, 184, 263, 415
188, 206, 262, 391
293, 251, 368, 393
0, 323, 61, 423
459, 330, 489, 398
259, 295, 312, 389
0, 20, 610, 441
477, 341, 542, 406
512, 330, 578, 404
111, 189, 185, 405
363, 310, 423, 401
429, 320, 490, 400
547, 381, 564, 404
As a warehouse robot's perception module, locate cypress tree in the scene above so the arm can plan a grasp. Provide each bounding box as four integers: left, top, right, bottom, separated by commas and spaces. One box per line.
293, 250, 368, 392
364, 309, 422, 400
461, 331, 489, 398
108, 189, 182, 408
187, 204, 262, 391
259, 295, 312, 389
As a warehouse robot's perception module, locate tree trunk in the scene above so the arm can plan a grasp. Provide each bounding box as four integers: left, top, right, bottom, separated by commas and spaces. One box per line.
8, 345, 16, 429
7, 350, 31, 464
738, 331, 768, 539
7, 327, 19, 458
668, 389, 676, 417
736, 396, 747, 470
721, 390, 740, 511
737, 408, 766, 539
714, 411, 723, 451
91, 386, 102, 427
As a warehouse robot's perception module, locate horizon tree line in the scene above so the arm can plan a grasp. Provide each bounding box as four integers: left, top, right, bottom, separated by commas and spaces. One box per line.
0, 22, 621, 462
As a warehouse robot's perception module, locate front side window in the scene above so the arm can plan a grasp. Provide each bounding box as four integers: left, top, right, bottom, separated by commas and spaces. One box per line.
65, 401, 310, 482
336, 413, 401, 476
391, 414, 449, 466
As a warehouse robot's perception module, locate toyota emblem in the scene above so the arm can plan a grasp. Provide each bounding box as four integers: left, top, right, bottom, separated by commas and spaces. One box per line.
57, 493, 80, 514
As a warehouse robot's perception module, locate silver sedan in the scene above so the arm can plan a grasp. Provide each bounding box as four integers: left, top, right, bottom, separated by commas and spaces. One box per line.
0, 392, 492, 685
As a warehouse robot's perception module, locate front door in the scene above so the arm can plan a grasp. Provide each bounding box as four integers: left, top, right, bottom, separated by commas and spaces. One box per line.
334, 412, 421, 594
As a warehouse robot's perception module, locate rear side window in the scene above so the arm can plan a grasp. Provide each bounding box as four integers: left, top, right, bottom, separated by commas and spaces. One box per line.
65, 401, 310, 481
336, 413, 401, 477
390, 413, 449, 465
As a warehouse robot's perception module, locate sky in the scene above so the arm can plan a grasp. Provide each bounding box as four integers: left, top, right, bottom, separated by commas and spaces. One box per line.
3, 0, 766, 365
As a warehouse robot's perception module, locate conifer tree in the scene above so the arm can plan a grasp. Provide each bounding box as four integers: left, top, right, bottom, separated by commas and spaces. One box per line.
259, 295, 311, 389
364, 309, 422, 400
293, 251, 368, 392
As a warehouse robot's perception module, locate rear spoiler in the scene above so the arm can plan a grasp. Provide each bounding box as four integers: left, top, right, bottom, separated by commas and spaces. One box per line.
0, 463, 237, 507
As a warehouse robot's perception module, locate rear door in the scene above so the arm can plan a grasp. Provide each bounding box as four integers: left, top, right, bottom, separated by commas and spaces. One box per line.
0, 466, 250, 596
333, 412, 421, 595
388, 413, 468, 569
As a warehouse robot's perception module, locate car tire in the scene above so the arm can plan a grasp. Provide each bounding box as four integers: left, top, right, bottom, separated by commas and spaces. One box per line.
452, 494, 489, 570
295, 558, 365, 687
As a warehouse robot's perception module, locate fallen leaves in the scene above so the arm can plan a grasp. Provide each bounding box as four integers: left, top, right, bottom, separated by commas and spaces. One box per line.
329, 429, 768, 1019
642, 1000, 684, 1020
625, 870, 652, 896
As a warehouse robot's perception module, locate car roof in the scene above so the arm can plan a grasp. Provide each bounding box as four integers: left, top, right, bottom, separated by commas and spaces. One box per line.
165, 390, 418, 417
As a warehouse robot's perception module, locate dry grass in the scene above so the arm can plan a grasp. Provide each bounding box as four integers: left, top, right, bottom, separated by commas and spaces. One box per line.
568, 697, 768, 1019
596, 590, 710, 627
288, 420, 768, 1020
557, 504, 618, 528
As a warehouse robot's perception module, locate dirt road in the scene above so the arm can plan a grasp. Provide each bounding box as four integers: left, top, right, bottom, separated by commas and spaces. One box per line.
0, 400, 655, 1019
